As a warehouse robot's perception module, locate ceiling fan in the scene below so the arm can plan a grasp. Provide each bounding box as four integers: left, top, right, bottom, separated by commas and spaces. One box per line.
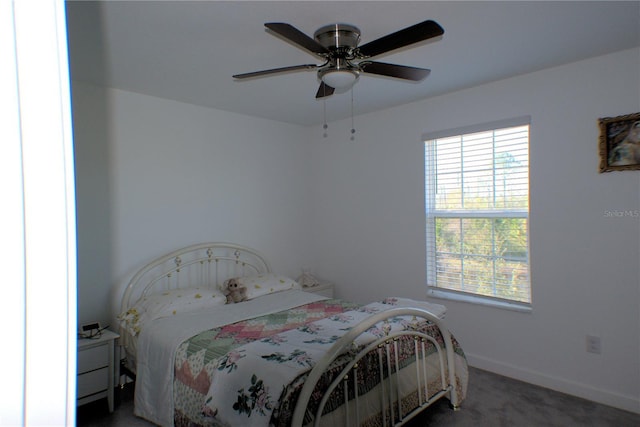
233, 20, 444, 98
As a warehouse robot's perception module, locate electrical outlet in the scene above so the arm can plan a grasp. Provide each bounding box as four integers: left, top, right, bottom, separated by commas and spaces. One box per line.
586, 335, 601, 354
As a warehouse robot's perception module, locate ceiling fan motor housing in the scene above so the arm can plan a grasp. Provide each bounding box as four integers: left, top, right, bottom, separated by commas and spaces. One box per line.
314, 23, 361, 56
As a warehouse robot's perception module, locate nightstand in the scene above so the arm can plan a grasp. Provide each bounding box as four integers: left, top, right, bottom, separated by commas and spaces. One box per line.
305, 282, 334, 298
77, 329, 119, 412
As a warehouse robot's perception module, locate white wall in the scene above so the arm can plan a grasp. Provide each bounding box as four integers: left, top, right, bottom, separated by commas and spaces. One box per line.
72, 82, 314, 327
309, 48, 640, 412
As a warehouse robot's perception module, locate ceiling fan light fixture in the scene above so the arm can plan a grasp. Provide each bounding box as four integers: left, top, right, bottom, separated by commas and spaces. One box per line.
321, 69, 359, 93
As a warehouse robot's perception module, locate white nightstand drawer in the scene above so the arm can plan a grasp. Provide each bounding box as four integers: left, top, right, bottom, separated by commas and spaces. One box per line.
78, 344, 109, 373
78, 367, 109, 398
77, 329, 119, 412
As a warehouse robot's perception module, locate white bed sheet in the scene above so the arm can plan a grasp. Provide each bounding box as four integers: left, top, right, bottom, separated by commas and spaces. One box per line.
134, 290, 328, 426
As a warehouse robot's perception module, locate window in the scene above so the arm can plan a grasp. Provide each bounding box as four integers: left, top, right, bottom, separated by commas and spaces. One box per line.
425, 118, 530, 307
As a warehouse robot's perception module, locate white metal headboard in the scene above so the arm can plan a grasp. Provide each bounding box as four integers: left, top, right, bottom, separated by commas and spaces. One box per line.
120, 242, 272, 315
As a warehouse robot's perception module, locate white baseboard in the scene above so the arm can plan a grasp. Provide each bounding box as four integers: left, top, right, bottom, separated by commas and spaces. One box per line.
466, 352, 640, 414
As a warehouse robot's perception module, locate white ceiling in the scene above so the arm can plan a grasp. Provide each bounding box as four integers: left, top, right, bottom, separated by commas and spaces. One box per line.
65, 1, 640, 126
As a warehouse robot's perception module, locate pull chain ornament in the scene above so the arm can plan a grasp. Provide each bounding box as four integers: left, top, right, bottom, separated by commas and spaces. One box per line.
323, 96, 328, 138
350, 88, 356, 141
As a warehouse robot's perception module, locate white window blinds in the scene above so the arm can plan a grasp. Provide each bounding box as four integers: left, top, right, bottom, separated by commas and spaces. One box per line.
425, 118, 530, 304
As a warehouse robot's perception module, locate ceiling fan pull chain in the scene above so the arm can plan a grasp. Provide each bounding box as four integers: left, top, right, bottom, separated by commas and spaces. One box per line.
323, 95, 328, 138
350, 88, 355, 141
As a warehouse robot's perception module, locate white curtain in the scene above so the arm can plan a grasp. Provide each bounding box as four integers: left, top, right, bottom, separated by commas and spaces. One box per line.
0, 0, 77, 425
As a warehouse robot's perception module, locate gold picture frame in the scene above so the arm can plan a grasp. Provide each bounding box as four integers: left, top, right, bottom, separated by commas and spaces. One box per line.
598, 112, 640, 173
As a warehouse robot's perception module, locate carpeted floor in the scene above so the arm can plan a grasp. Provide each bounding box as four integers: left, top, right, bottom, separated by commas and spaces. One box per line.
76, 367, 639, 426
405, 367, 639, 427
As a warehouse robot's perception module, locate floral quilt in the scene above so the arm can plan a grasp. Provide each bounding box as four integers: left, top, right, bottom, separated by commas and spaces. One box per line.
173, 299, 359, 426
173, 298, 466, 427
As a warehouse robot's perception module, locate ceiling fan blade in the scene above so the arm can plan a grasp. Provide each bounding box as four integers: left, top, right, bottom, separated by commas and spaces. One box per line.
357, 20, 444, 58
233, 64, 317, 79
315, 82, 335, 98
265, 22, 329, 56
360, 61, 431, 81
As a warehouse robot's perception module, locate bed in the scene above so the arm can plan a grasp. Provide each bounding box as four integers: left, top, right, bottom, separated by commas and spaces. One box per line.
118, 242, 468, 427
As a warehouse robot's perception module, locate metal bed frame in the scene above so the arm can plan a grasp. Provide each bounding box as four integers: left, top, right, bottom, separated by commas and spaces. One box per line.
119, 242, 461, 426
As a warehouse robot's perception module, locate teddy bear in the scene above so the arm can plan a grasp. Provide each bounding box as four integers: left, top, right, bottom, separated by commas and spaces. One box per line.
223, 277, 248, 304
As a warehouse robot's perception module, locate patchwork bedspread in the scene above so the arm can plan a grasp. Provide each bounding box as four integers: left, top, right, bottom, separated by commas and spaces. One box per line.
173, 298, 466, 427
173, 299, 359, 426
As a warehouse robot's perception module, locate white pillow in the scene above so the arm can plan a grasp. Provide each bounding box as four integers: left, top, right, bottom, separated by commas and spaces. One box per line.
223, 273, 300, 300
118, 287, 226, 336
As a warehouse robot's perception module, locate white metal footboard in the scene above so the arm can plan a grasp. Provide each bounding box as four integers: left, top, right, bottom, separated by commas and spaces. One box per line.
291, 308, 460, 427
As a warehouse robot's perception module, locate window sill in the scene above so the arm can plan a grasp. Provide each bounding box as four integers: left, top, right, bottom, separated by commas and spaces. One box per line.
427, 288, 532, 313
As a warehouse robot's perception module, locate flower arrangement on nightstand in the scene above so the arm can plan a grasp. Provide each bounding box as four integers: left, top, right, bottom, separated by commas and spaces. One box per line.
297, 268, 335, 298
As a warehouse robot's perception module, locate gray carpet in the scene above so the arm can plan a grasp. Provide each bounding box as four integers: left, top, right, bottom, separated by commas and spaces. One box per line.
76, 367, 639, 426
406, 367, 639, 427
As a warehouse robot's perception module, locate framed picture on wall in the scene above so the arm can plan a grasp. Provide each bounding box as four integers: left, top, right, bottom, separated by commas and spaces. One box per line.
598, 112, 640, 172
